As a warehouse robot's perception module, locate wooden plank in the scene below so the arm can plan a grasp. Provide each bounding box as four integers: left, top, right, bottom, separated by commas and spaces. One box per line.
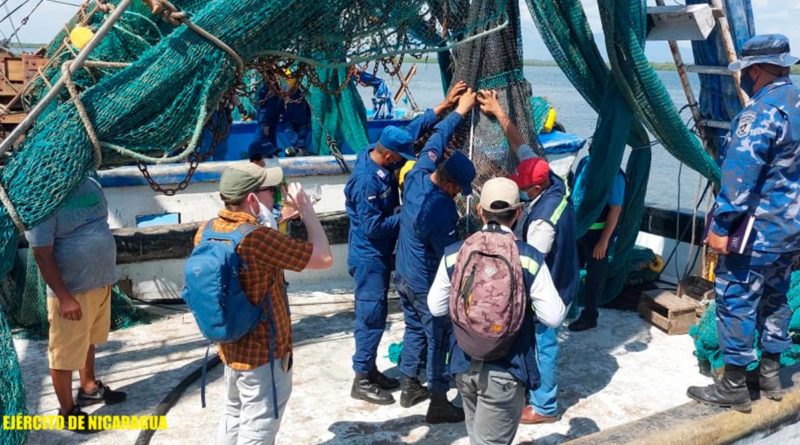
5, 58, 25, 82
0, 113, 26, 124
639, 290, 696, 335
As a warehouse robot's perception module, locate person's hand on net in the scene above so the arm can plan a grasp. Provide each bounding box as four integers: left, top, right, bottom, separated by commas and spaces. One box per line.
444, 80, 468, 107
455, 88, 477, 115
477, 90, 504, 119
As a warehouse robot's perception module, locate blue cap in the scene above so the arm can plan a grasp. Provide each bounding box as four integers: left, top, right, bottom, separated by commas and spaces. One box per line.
378, 126, 415, 160
444, 151, 476, 196
248, 138, 280, 160
729, 34, 799, 71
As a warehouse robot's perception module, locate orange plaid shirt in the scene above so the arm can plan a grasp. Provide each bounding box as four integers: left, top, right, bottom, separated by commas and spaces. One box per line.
194, 210, 312, 371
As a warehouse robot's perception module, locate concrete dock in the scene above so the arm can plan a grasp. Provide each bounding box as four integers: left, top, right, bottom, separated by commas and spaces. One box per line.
14, 283, 713, 444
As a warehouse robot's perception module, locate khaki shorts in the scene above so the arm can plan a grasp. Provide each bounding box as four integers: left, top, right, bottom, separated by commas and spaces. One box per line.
47, 286, 111, 371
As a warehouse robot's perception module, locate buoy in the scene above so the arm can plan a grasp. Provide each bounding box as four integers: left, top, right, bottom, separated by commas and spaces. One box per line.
543, 108, 557, 133
69, 26, 94, 50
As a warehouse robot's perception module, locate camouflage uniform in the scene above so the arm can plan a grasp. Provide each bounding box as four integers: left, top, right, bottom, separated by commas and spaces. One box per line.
712, 72, 800, 366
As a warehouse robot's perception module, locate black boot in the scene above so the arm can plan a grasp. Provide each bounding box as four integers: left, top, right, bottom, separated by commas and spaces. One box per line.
687, 364, 751, 412
369, 368, 400, 390
425, 392, 465, 424
351, 374, 395, 405
400, 376, 428, 408
759, 353, 783, 401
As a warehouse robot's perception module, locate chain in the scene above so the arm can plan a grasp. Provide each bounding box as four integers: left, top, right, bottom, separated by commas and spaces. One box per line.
137, 91, 234, 195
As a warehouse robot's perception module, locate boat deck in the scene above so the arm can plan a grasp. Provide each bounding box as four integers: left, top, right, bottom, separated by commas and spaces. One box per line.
14, 283, 712, 444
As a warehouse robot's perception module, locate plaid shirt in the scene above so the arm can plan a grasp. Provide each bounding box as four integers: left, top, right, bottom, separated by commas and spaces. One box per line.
194, 210, 312, 371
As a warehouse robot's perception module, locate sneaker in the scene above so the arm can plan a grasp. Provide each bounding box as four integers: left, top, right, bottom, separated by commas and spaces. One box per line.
77, 380, 127, 406
59, 405, 100, 434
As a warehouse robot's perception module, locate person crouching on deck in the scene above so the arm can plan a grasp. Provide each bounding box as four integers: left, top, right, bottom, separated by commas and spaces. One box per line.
205, 163, 333, 445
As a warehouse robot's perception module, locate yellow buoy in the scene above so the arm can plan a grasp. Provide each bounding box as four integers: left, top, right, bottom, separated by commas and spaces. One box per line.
69, 26, 94, 50
542, 108, 557, 133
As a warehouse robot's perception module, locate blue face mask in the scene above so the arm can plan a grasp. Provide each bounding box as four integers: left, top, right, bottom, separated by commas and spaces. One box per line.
740, 69, 756, 97
520, 191, 531, 202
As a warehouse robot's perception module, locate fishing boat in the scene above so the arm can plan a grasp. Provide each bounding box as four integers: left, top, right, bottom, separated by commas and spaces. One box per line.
3, 0, 800, 444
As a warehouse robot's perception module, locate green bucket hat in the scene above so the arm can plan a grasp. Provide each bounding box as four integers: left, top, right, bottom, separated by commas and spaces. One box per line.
219, 162, 283, 202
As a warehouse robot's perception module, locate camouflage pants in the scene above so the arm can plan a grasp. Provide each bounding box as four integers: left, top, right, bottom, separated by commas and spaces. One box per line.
715, 250, 800, 366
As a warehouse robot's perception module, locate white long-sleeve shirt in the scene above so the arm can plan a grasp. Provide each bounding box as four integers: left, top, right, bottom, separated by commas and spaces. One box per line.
426, 224, 566, 327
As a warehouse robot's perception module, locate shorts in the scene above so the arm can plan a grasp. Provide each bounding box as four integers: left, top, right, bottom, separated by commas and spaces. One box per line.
47, 286, 112, 370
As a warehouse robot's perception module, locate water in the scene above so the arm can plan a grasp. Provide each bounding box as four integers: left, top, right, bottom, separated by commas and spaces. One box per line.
357, 64, 797, 212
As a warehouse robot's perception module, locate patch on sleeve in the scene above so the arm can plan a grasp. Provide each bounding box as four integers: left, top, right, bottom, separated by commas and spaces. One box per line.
427, 151, 437, 162
735, 111, 757, 138
376, 169, 386, 179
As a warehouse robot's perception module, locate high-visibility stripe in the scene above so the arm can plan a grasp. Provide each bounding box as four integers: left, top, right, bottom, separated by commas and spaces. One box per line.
445, 252, 459, 268
549, 195, 569, 226
590, 221, 606, 230
518, 255, 540, 276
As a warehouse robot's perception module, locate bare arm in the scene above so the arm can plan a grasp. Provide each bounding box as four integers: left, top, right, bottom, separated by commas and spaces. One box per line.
593, 205, 621, 260
478, 90, 525, 152
285, 183, 333, 269
31, 246, 83, 321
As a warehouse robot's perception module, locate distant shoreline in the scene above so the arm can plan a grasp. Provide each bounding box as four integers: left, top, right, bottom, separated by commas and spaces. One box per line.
408, 55, 800, 74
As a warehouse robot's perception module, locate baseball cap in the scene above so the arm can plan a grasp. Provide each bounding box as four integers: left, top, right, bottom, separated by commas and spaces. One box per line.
508, 157, 550, 189
443, 151, 476, 196
378, 126, 415, 160
220, 162, 283, 201
480, 178, 522, 213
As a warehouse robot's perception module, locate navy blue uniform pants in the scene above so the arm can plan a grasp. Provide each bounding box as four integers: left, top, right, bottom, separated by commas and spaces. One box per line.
350, 260, 391, 374
716, 250, 800, 366
395, 276, 452, 394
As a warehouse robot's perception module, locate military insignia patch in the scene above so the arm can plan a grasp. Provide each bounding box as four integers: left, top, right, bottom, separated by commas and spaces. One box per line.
736, 112, 756, 138
376, 169, 386, 179
428, 151, 437, 162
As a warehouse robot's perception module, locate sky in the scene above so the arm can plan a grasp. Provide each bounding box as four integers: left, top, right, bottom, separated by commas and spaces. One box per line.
4, 0, 799, 62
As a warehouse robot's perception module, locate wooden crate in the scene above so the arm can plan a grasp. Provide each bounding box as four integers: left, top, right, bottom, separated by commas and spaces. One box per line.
638, 290, 696, 335
678, 276, 715, 320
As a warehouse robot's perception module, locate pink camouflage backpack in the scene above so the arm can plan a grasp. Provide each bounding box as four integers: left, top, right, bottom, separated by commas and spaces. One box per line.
449, 226, 527, 361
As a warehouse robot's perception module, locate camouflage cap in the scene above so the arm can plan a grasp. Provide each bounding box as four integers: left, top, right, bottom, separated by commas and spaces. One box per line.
219, 162, 283, 202
480, 177, 522, 213
728, 34, 799, 71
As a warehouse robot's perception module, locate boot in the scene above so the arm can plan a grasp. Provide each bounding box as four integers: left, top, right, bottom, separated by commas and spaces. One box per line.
400, 376, 428, 408
425, 392, 465, 424
351, 374, 395, 405
369, 368, 400, 390
759, 353, 783, 401
687, 364, 751, 412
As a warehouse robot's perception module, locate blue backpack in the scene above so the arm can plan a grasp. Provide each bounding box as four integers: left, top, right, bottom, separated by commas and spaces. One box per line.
183, 221, 266, 342
183, 220, 282, 413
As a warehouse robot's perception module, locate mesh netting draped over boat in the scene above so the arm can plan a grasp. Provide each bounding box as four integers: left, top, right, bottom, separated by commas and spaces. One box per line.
0, 1, 510, 441
447, 0, 543, 191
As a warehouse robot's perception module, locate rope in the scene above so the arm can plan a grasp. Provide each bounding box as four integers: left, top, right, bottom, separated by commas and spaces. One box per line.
62, 61, 103, 168
0, 182, 24, 234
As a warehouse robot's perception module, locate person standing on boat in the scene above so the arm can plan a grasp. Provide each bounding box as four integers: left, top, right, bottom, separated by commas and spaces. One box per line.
206, 163, 333, 444
25, 176, 126, 432
478, 90, 580, 424
394, 88, 477, 424
568, 153, 625, 332
427, 178, 566, 444
344, 81, 469, 405
688, 34, 800, 412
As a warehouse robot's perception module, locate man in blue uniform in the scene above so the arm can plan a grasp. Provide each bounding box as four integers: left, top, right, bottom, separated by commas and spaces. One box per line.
688, 34, 800, 412
478, 89, 580, 423
345, 82, 468, 405
568, 153, 625, 332
394, 88, 477, 424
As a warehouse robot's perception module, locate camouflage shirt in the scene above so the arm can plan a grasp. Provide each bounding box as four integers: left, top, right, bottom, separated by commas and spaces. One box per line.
712, 76, 800, 252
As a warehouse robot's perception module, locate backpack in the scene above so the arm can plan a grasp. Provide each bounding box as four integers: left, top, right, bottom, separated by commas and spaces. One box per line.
449, 225, 527, 361
182, 221, 265, 343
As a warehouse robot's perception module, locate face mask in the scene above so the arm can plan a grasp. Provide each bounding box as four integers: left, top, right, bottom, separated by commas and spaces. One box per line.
520, 191, 531, 202
257, 201, 277, 229
741, 69, 756, 96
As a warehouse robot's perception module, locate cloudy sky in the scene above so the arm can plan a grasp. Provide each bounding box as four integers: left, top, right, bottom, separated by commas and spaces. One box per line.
5, 0, 798, 62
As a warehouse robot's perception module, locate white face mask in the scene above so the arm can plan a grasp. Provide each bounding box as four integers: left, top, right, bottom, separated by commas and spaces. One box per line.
257, 201, 277, 229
